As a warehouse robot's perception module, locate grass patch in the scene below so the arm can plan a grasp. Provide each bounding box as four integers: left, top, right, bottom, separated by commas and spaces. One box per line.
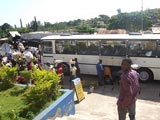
0, 86, 63, 120
0, 86, 27, 120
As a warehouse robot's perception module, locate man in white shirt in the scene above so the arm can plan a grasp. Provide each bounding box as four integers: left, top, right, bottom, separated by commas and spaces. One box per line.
70, 64, 77, 89
23, 47, 33, 63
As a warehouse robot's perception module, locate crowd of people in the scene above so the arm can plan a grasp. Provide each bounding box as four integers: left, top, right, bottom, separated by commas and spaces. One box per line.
0, 36, 82, 87
1, 42, 39, 67
0, 38, 43, 84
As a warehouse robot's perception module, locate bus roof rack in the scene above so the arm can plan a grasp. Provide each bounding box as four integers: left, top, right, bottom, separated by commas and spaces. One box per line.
128, 32, 142, 35
60, 33, 72, 36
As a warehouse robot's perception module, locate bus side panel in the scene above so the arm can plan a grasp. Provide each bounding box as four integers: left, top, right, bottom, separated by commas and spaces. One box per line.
42, 54, 54, 63
53, 54, 76, 63
131, 57, 160, 80
100, 56, 124, 66
79, 64, 97, 75
53, 54, 99, 75
131, 57, 160, 68
112, 56, 125, 66
150, 68, 160, 80
100, 56, 113, 66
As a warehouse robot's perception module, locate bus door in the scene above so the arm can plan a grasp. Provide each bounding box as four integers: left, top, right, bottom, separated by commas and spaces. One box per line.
41, 40, 55, 64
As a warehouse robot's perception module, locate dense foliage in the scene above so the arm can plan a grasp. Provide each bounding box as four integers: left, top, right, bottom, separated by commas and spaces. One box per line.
0, 67, 61, 120
20, 68, 61, 119
0, 86, 27, 120
0, 65, 17, 91
0, 8, 160, 38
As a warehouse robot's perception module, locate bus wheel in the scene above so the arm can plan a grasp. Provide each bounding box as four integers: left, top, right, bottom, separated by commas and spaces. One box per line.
137, 68, 153, 83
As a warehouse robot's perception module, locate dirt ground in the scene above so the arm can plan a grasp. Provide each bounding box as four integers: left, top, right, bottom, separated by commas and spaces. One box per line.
60, 75, 160, 120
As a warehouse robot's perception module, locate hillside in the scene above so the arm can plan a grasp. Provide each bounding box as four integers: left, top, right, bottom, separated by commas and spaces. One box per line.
0, 8, 160, 38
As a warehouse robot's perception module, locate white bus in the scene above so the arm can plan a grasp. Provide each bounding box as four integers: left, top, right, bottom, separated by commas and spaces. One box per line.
41, 34, 160, 82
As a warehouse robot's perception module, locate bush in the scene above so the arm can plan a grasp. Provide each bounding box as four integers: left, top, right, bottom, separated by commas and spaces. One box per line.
21, 68, 61, 118
0, 111, 2, 120
19, 70, 32, 84
26, 111, 34, 120
7, 109, 19, 120
0, 67, 62, 119
0, 65, 17, 91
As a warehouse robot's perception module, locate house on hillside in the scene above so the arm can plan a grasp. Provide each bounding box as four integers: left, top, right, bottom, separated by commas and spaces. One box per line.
97, 28, 127, 34
152, 23, 160, 34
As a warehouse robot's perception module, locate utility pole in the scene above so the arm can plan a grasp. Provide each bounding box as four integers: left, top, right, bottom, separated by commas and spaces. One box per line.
141, 0, 144, 33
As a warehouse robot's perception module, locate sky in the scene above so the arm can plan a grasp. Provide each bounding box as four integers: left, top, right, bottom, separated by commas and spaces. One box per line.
0, 0, 159, 27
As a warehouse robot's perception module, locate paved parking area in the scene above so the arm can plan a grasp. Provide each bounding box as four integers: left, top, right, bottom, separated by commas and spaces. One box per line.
61, 75, 160, 120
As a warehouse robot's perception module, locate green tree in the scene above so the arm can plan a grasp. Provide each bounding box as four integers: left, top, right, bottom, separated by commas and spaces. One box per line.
108, 11, 152, 32
0, 23, 13, 38
117, 8, 122, 14
67, 19, 82, 26
75, 24, 95, 34
30, 16, 38, 31
98, 14, 110, 24
16, 28, 30, 34
1, 23, 12, 31
44, 22, 52, 28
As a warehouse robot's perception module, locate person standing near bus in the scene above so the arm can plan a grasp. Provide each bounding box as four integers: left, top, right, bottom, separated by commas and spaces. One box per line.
56, 63, 64, 87
117, 58, 140, 120
104, 66, 113, 84
70, 64, 77, 89
74, 58, 80, 78
96, 59, 104, 86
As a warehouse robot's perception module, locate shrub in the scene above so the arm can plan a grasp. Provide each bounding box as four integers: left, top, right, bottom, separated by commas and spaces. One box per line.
0, 65, 17, 91
19, 70, 32, 84
7, 109, 19, 120
0, 111, 2, 120
0, 66, 62, 119
21, 68, 61, 118
26, 111, 34, 120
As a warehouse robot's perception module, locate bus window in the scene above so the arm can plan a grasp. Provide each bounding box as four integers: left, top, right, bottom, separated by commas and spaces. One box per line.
157, 41, 160, 57
128, 41, 157, 57
101, 40, 126, 56
55, 40, 76, 54
41, 41, 53, 54
77, 40, 99, 55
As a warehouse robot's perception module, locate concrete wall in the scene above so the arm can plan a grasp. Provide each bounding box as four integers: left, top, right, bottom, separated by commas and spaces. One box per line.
33, 89, 75, 120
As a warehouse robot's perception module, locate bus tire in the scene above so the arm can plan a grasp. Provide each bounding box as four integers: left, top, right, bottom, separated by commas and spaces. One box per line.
62, 63, 70, 76
137, 68, 153, 83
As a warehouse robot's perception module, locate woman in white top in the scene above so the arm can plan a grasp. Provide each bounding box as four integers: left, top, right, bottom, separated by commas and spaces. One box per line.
70, 64, 77, 89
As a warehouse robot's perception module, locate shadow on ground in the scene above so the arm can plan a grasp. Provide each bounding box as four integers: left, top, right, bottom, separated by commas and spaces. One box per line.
63, 75, 160, 103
